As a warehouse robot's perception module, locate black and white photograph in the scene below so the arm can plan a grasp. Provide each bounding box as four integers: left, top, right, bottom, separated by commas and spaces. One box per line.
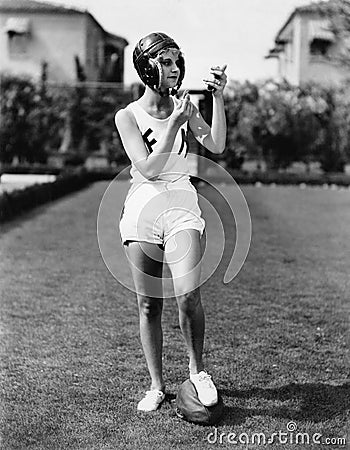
0, 0, 349, 448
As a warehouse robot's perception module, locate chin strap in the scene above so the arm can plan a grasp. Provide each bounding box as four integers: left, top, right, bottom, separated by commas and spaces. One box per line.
152, 86, 178, 97
154, 60, 163, 90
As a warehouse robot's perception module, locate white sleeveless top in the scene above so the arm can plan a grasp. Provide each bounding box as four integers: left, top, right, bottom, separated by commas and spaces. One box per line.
125, 97, 190, 183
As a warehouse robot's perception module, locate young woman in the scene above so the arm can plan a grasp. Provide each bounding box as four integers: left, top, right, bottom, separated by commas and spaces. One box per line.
115, 32, 227, 412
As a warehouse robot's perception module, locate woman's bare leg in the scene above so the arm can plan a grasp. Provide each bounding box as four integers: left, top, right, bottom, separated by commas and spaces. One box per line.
165, 230, 218, 406
125, 241, 165, 391
164, 230, 204, 374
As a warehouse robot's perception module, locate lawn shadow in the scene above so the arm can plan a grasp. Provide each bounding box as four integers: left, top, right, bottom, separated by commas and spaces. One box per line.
218, 382, 350, 425
0, 185, 92, 234
0, 201, 53, 233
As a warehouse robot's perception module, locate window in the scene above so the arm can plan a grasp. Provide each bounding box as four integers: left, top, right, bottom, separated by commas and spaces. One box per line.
8, 34, 30, 56
310, 38, 331, 57
102, 45, 122, 82
5, 17, 31, 58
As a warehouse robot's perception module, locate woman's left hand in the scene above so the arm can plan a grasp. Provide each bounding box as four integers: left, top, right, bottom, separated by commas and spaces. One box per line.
203, 65, 227, 97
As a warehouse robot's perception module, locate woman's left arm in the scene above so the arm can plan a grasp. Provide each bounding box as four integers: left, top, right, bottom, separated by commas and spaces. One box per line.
189, 65, 227, 154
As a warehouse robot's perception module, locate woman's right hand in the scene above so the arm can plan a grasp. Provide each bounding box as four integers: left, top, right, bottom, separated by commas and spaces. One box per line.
169, 90, 194, 128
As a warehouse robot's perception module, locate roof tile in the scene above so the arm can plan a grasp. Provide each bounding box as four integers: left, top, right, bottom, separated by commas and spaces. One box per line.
0, 0, 83, 13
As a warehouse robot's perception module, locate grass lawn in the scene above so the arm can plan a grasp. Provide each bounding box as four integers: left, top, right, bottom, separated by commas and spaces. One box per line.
0, 181, 349, 450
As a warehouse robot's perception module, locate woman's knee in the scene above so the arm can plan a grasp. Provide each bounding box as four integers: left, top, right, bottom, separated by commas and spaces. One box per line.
177, 288, 201, 315
138, 295, 163, 318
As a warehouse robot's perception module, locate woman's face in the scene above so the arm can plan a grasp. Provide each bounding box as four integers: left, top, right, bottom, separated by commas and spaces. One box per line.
155, 48, 182, 89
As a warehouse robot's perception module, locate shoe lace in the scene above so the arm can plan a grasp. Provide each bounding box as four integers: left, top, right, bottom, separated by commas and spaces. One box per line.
198, 372, 213, 386
145, 390, 162, 399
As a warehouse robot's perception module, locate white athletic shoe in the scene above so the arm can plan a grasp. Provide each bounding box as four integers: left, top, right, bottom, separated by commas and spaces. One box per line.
190, 371, 218, 407
137, 389, 165, 412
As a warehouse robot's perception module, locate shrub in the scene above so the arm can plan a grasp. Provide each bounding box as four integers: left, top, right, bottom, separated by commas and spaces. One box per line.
0, 172, 91, 222
224, 79, 350, 173
0, 74, 133, 166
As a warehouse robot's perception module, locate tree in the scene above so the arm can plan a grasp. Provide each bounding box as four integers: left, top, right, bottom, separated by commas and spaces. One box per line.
224, 81, 259, 169
223, 78, 349, 172
0, 75, 47, 164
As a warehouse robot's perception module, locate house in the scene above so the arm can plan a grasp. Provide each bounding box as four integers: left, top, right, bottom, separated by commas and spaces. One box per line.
0, 0, 128, 83
266, 1, 349, 85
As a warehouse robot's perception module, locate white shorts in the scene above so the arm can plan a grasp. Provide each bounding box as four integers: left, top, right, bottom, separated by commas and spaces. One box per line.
119, 178, 205, 246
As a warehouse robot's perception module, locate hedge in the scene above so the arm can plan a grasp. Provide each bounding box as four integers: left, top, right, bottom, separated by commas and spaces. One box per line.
192, 169, 350, 186
0, 172, 91, 223
0, 166, 134, 223
2, 166, 350, 224
0, 165, 62, 175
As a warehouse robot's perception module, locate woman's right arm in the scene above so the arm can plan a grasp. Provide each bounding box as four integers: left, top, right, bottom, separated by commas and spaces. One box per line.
115, 95, 193, 180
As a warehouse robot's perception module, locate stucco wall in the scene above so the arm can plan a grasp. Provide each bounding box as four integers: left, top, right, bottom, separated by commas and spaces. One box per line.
277, 11, 348, 86
302, 56, 348, 85
278, 19, 300, 85
299, 13, 348, 85
85, 15, 104, 81
0, 12, 86, 82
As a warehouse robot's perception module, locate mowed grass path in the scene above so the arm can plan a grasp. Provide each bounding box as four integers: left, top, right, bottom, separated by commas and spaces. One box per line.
0, 181, 349, 450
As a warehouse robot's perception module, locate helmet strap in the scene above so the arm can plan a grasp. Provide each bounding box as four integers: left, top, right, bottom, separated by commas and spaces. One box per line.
154, 59, 163, 90
157, 87, 171, 97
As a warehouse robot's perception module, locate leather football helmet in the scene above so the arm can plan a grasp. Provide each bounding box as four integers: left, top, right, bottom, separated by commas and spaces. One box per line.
133, 32, 185, 95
